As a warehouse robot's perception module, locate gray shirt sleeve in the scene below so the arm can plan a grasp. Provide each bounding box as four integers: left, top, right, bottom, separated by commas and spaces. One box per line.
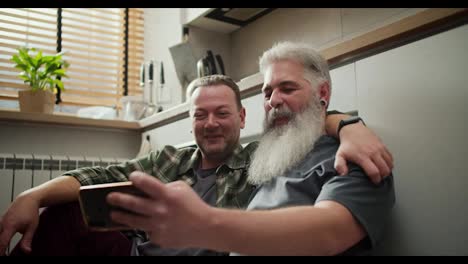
316, 164, 395, 248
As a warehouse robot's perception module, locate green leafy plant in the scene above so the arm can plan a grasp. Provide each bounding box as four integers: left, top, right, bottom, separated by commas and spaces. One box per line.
10, 47, 69, 93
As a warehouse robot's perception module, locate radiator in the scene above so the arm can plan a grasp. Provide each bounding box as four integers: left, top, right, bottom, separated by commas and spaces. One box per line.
0, 153, 128, 254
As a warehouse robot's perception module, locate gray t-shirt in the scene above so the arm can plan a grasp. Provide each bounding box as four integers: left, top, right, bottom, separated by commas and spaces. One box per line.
243, 135, 395, 255
135, 166, 228, 256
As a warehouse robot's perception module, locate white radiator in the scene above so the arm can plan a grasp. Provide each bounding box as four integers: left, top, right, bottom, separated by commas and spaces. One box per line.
0, 153, 127, 254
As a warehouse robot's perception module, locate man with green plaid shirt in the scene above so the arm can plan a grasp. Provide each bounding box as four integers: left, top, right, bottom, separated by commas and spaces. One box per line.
0, 75, 392, 256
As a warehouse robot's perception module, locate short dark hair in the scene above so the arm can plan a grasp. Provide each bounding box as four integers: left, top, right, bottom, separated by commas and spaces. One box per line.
187, 75, 242, 110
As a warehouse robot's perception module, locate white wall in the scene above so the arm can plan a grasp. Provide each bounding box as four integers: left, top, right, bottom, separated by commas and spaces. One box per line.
329, 63, 357, 113
0, 122, 140, 159
144, 117, 193, 150
356, 25, 468, 255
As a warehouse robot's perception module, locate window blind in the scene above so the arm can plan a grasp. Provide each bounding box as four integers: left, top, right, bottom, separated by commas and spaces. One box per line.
0, 8, 144, 110
0, 8, 57, 102
127, 8, 144, 97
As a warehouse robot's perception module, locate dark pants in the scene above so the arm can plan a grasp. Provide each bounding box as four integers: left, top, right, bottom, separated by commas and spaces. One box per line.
10, 202, 132, 256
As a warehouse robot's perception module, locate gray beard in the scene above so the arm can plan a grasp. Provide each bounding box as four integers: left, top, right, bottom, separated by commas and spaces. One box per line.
248, 100, 324, 185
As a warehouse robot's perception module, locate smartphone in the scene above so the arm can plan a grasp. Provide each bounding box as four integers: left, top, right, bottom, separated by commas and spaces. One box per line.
78, 181, 148, 231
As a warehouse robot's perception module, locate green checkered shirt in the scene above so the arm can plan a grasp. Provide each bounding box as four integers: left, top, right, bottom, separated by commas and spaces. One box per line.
64, 142, 259, 209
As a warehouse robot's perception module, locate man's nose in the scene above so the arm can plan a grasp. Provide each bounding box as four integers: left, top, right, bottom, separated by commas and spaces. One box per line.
205, 114, 220, 128
268, 90, 283, 109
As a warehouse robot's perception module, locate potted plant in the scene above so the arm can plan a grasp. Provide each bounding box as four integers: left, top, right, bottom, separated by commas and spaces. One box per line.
10, 47, 69, 114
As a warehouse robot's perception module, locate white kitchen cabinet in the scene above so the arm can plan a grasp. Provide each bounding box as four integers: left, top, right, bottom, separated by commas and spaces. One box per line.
183, 8, 211, 24
182, 8, 239, 34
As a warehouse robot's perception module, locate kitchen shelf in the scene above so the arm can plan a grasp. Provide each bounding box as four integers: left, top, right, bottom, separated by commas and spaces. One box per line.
0, 109, 141, 131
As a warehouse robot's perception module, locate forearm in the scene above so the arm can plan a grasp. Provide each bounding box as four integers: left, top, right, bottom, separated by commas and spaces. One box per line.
19, 176, 81, 208
325, 113, 350, 138
204, 205, 361, 256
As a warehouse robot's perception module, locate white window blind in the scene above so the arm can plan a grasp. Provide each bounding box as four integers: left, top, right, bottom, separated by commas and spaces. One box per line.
0, 8, 144, 111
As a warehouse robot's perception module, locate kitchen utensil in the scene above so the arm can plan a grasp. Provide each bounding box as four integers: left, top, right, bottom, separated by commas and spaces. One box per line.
139, 62, 145, 88
169, 41, 198, 98
139, 60, 157, 119
215, 54, 225, 75
206, 50, 217, 74
197, 57, 210, 78
157, 61, 171, 104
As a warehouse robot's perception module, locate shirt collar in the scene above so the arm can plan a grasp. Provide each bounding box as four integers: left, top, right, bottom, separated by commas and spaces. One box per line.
179, 144, 249, 175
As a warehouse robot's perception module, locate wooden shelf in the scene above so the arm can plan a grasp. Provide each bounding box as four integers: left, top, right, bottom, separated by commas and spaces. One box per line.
0, 109, 141, 131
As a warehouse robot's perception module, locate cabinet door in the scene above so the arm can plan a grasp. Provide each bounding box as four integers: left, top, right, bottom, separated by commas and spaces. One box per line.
356, 25, 468, 255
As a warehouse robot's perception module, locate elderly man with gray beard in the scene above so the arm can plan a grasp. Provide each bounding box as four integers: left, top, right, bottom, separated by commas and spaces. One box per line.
107, 41, 395, 256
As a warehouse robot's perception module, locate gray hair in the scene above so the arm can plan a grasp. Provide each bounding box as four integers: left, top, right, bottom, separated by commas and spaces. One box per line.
186, 74, 242, 110
259, 41, 332, 94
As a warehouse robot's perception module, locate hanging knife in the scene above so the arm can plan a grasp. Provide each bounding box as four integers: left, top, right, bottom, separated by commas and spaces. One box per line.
148, 60, 154, 84
160, 61, 165, 87
139, 62, 145, 88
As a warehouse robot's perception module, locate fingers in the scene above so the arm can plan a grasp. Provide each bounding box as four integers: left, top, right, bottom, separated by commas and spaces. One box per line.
20, 226, 35, 254
334, 154, 349, 176
0, 219, 4, 256
382, 147, 394, 171
110, 210, 155, 231
107, 191, 162, 217
372, 154, 391, 180
0, 225, 14, 256
359, 159, 381, 185
129, 171, 168, 200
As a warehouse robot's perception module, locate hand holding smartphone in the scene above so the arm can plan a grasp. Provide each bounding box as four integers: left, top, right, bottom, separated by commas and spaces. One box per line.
78, 181, 147, 231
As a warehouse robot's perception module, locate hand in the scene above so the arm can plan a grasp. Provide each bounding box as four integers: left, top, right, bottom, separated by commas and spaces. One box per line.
335, 122, 393, 184
107, 171, 212, 249
0, 194, 40, 255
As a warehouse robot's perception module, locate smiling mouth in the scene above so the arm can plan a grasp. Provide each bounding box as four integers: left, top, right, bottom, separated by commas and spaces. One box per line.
205, 135, 223, 139
273, 117, 289, 126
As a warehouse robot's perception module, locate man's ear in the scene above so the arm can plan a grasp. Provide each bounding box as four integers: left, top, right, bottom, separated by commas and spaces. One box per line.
239, 107, 246, 129
319, 82, 331, 107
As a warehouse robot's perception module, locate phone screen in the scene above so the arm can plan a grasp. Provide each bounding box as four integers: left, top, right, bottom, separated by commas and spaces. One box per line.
78, 181, 147, 231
